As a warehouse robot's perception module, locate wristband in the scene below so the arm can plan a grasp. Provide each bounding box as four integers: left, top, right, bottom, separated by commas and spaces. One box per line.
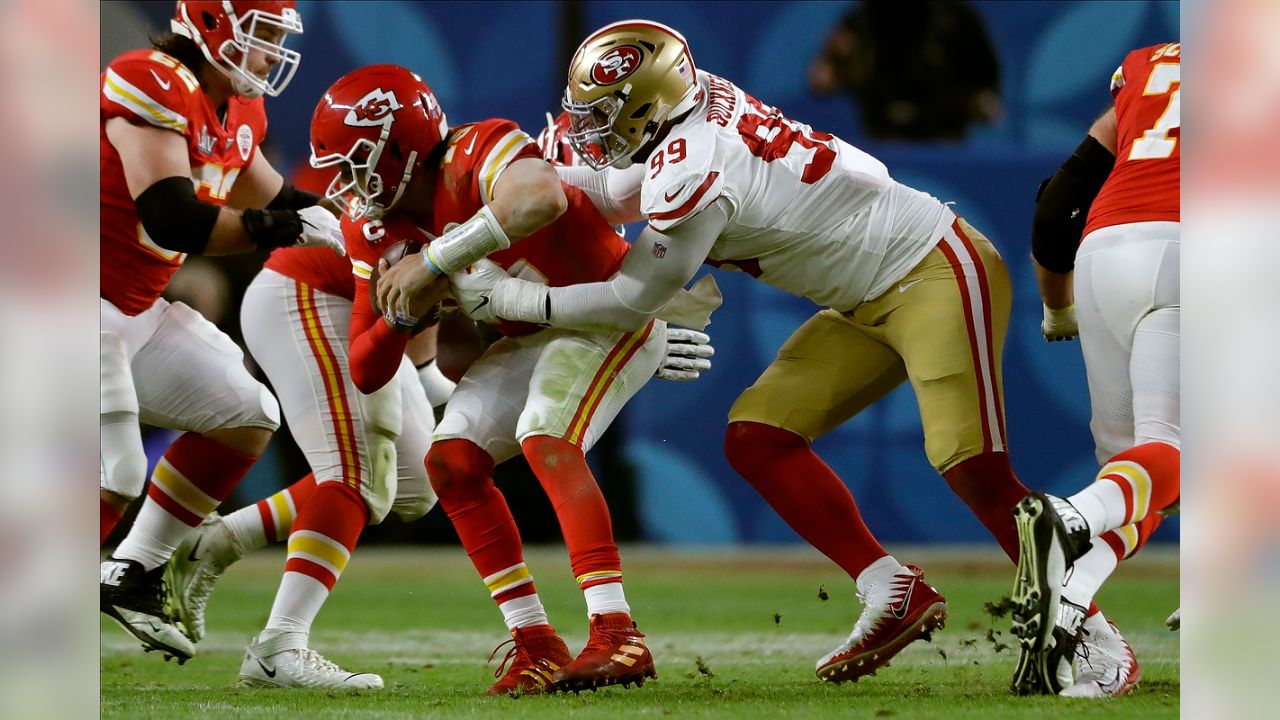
422, 245, 444, 275
242, 208, 303, 249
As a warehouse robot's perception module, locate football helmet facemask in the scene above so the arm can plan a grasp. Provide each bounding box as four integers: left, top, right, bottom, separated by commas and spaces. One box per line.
171, 1, 303, 99
309, 64, 448, 220
563, 20, 700, 170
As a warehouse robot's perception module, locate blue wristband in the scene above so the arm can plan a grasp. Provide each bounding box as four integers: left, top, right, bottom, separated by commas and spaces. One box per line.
421, 246, 444, 275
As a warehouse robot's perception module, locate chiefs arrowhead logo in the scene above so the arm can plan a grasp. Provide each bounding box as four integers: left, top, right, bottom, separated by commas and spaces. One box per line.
345, 88, 402, 127
591, 45, 643, 86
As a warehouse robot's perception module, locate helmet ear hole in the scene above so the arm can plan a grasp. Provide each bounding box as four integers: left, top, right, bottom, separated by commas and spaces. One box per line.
200, 11, 218, 31
629, 103, 653, 120
389, 140, 403, 161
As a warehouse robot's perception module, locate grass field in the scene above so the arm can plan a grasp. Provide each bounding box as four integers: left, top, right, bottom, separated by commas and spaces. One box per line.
101, 545, 1178, 719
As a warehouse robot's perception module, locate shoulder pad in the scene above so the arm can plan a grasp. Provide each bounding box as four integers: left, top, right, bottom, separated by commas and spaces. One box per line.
101, 50, 200, 134
640, 124, 724, 232
444, 118, 538, 206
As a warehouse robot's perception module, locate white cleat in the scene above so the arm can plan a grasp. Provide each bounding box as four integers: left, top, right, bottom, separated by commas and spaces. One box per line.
1061, 617, 1141, 698
238, 631, 384, 690
165, 514, 244, 643
1165, 608, 1180, 631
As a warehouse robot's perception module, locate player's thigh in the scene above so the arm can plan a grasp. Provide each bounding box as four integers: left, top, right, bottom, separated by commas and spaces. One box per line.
134, 299, 279, 434
517, 320, 666, 451
434, 334, 538, 464
1131, 305, 1180, 449
729, 309, 906, 442
881, 219, 1012, 472
391, 357, 437, 521
241, 271, 372, 486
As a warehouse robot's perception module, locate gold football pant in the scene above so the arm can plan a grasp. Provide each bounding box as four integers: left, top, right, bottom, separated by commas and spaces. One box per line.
729, 219, 1011, 473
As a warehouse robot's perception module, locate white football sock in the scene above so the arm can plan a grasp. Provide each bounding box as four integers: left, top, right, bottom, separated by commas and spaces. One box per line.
1068, 480, 1127, 537
584, 582, 631, 617
223, 504, 272, 552
499, 593, 550, 630
113, 498, 186, 570
1061, 540, 1121, 610
264, 572, 330, 642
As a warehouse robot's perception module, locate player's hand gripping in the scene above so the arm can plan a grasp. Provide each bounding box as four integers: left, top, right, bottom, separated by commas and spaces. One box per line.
377, 248, 440, 319
657, 327, 715, 381
296, 206, 346, 257
447, 258, 549, 324
1041, 304, 1079, 342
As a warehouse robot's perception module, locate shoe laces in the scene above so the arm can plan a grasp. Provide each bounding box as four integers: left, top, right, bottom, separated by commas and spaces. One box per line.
851, 570, 913, 639
489, 637, 525, 679
296, 648, 343, 675
583, 616, 643, 655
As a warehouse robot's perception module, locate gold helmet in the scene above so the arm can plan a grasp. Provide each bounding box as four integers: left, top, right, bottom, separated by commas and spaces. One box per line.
563, 20, 700, 170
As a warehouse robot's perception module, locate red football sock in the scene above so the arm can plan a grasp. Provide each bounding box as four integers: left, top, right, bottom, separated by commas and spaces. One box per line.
258, 473, 319, 543
942, 451, 1030, 563
1103, 442, 1181, 526
426, 439, 538, 603
1101, 512, 1165, 561
725, 421, 887, 580
282, 481, 368, 590
522, 435, 622, 590
114, 432, 259, 569
100, 497, 124, 546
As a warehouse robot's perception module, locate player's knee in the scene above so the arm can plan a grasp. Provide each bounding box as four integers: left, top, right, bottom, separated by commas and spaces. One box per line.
392, 490, 437, 522
724, 421, 804, 472
101, 411, 147, 501
425, 439, 494, 501
204, 425, 273, 456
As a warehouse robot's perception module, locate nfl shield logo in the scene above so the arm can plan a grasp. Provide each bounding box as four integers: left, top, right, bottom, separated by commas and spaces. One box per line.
652, 242, 667, 259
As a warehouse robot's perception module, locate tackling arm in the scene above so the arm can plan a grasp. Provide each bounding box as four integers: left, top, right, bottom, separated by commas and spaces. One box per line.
555, 164, 646, 225
475, 199, 730, 332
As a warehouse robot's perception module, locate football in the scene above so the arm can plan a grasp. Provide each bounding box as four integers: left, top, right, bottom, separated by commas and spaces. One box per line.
369, 239, 440, 334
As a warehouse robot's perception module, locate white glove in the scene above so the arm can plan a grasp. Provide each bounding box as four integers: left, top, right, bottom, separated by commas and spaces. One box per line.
297, 206, 346, 257
449, 258, 549, 324
1041, 304, 1078, 342
657, 327, 714, 381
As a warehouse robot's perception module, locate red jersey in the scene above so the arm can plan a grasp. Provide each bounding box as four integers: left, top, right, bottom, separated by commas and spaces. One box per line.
344, 118, 629, 393
101, 49, 268, 315
1084, 43, 1181, 236
263, 163, 355, 300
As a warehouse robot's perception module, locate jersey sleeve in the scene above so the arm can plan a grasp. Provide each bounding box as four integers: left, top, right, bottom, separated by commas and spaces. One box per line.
101, 51, 198, 136
443, 119, 541, 208
640, 126, 725, 232
341, 213, 417, 394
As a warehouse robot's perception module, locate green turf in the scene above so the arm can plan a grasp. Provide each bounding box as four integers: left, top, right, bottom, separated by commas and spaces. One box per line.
101, 546, 1178, 719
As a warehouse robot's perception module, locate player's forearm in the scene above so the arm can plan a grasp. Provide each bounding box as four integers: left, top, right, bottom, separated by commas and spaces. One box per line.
1034, 260, 1073, 310
556, 164, 645, 225
348, 281, 412, 393
201, 207, 257, 255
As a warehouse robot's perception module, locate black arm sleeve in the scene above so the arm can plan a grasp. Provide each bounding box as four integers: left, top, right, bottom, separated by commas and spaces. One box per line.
134, 176, 220, 255
266, 182, 321, 211
1031, 135, 1115, 273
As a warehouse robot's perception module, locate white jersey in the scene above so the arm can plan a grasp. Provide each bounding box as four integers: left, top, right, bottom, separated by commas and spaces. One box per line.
640, 72, 953, 311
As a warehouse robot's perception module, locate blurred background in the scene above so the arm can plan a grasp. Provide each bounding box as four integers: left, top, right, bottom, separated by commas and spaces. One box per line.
99, 0, 1181, 548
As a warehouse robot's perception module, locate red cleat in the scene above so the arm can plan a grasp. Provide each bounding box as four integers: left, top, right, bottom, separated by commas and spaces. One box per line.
816, 564, 948, 683
486, 624, 573, 696
551, 612, 657, 692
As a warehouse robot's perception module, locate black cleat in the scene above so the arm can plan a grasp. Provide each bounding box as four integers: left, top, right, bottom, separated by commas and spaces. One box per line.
100, 556, 195, 662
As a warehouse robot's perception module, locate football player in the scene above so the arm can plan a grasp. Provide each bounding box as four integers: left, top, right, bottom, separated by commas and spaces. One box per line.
311, 65, 713, 695
1011, 42, 1181, 697
160, 162, 445, 689
395, 19, 1042, 683
99, 0, 342, 663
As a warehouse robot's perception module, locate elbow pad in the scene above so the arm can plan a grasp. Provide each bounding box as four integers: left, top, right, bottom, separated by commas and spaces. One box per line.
267, 182, 321, 211
134, 176, 218, 255
1031, 135, 1115, 273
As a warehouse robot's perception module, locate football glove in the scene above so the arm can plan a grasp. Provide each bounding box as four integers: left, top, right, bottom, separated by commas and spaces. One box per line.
1041, 304, 1078, 342
297, 206, 346, 256
657, 327, 714, 381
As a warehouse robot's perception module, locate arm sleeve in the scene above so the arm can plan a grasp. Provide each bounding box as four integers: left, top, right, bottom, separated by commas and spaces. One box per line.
1031, 135, 1115, 273
544, 199, 730, 332
348, 275, 410, 394
555, 164, 645, 225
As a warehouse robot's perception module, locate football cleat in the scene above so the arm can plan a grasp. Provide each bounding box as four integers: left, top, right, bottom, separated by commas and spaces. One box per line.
1011, 598, 1086, 695
1062, 618, 1141, 698
1166, 608, 1180, 632
100, 556, 195, 663
238, 631, 383, 689
1011, 493, 1091, 654
165, 513, 244, 643
487, 624, 574, 696
816, 564, 948, 683
550, 613, 657, 693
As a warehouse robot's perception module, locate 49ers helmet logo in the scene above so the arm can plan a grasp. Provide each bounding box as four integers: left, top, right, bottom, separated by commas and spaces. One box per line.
345, 88, 403, 127
591, 45, 643, 85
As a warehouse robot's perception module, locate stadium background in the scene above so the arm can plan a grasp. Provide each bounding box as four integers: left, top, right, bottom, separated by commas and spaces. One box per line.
100, 0, 1181, 547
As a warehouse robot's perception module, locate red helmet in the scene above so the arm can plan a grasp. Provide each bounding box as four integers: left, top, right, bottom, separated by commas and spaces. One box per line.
536, 111, 582, 166
171, 1, 303, 98
309, 65, 449, 220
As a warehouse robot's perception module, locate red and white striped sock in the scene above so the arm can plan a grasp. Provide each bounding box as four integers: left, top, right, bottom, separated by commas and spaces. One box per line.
1068, 442, 1180, 536
264, 482, 367, 638
114, 432, 256, 570
223, 473, 318, 551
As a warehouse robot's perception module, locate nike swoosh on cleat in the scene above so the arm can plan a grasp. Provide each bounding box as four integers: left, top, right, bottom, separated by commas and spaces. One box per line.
256, 659, 277, 678
187, 536, 203, 563
889, 579, 916, 620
